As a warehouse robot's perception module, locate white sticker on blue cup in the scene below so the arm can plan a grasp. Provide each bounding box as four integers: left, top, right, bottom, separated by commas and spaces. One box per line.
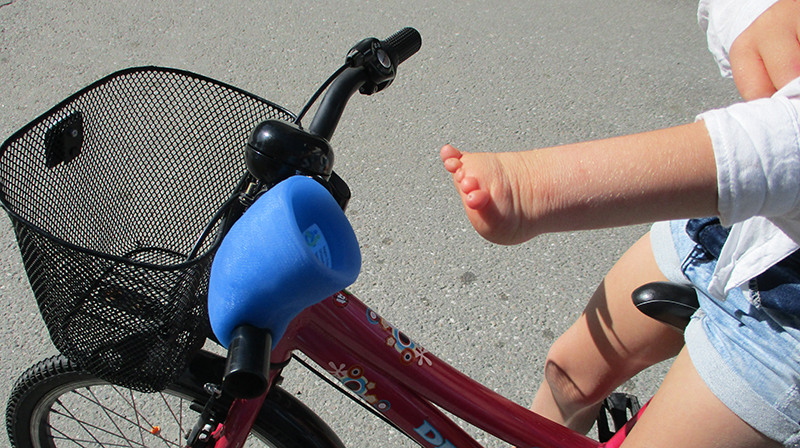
303, 223, 331, 268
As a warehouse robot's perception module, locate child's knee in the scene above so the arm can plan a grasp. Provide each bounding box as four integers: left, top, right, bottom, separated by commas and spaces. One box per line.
543, 344, 613, 408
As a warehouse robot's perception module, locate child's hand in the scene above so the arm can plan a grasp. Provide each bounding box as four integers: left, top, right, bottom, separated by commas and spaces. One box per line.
729, 0, 800, 100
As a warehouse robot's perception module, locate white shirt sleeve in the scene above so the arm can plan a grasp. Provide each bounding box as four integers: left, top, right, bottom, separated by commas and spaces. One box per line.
698, 0, 779, 77
698, 78, 800, 227
699, 78, 800, 299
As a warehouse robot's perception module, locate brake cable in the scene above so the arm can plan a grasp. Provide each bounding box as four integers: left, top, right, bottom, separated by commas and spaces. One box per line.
290, 354, 413, 442
294, 64, 349, 127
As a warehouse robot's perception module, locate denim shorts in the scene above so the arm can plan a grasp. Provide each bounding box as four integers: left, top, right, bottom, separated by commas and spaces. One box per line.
651, 219, 800, 447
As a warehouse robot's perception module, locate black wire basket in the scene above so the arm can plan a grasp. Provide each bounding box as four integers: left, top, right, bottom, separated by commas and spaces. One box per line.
0, 67, 294, 392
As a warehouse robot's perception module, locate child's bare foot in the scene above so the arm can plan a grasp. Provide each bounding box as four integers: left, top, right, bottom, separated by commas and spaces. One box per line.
440, 144, 542, 245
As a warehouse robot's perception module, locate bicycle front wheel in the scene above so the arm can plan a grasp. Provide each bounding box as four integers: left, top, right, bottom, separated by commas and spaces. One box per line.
6, 354, 344, 448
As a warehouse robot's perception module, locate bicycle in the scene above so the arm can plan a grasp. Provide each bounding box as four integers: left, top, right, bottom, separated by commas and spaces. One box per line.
0, 28, 700, 448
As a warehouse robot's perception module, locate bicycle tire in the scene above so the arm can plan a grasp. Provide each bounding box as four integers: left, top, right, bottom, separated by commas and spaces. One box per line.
6, 354, 345, 448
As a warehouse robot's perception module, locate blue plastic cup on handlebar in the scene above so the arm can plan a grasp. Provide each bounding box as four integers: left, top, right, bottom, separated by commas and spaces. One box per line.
208, 175, 361, 348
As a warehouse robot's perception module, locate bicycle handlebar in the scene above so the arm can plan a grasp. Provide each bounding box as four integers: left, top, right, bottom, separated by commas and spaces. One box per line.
244, 27, 421, 197
310, 27, 421, 140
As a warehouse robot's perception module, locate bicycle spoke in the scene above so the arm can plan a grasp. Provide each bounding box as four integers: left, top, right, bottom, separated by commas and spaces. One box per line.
48, 427, 92, 448
50, 426, 141, 448
67, 389, 154, 431
121, 387, 181, 448
129, 388, 146, 447
48, 408, 135, 442
58, 389, 145, 445
110, 385, 169, 435
158, 391, 184, 437
87, 386, 136, 448
51, 397, 107, 447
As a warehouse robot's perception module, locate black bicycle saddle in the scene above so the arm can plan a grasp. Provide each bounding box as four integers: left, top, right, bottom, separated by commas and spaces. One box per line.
631, 282, 700, 331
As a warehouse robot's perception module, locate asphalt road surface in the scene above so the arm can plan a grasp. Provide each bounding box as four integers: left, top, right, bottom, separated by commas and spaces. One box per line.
0, 0, 740, 446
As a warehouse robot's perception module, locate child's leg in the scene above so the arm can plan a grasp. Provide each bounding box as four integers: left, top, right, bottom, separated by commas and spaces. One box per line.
440, 124, 718, 245
440, 143, 544, 245
619, 348, 782, 448
441, 143, 689, 431
530, 232, 685, 434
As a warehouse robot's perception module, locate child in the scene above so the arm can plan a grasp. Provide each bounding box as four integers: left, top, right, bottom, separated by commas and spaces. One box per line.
442, 0, 800, 446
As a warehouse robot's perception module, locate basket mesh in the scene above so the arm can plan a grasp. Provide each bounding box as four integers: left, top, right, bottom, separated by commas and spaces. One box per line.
0, 67, 294, 392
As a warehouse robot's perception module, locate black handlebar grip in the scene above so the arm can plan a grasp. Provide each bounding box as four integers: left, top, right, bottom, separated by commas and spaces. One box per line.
382, 27, 421, 66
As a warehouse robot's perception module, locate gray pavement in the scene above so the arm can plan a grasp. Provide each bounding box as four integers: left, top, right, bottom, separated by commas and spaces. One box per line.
0, 0, 740, 446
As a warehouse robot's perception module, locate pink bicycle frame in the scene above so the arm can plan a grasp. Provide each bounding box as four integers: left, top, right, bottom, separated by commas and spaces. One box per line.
215, 291, 643, 448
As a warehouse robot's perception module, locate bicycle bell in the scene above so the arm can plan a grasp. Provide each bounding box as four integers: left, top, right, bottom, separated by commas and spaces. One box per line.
245, 119, 334, 186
